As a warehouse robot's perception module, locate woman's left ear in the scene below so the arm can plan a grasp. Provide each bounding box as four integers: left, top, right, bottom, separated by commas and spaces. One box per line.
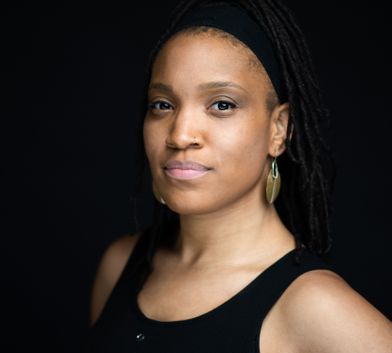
268, 102, 290, 156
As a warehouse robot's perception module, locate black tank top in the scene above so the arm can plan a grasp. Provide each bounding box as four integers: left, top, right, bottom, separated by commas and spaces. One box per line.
84, 238, 334, 353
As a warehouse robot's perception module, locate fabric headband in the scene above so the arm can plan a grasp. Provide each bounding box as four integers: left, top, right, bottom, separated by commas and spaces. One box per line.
169, 2, 287, 103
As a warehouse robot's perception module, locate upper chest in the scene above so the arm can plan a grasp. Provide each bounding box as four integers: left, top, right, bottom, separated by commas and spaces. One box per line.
136, 259, 298, 353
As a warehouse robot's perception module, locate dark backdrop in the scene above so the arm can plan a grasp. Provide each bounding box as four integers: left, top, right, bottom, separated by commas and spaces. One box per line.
2, 0, 391, 352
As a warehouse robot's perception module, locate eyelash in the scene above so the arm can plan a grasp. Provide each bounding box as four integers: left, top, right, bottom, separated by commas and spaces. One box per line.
147, 100, 237, 112
148, 101, 172, 111
211, 101, 237, 111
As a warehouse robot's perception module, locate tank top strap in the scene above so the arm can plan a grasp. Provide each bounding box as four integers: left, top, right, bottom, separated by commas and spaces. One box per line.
250, 246, 335, 317
214, 247, 335, 349
120, 233, 150, 283
89, 234, 148, 331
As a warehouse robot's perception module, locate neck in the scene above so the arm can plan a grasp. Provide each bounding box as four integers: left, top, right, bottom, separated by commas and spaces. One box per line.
172, 188, 295, 267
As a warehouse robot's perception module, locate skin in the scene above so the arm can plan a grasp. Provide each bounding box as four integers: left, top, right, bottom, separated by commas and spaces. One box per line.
143, 30, 293, 264
90, 31, 392, 352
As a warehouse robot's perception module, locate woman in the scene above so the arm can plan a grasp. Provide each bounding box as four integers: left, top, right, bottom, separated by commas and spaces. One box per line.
85, 0, 392, 352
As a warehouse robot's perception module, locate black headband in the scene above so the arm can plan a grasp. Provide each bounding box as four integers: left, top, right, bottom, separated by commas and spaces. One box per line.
169, 2, 287, 103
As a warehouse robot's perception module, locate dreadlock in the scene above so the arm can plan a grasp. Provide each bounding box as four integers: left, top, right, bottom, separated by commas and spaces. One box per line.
130, 0, 336, 292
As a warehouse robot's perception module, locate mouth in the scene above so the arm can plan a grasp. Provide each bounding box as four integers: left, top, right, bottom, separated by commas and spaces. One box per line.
163, 159, 212, 180
164, 168, 210, 180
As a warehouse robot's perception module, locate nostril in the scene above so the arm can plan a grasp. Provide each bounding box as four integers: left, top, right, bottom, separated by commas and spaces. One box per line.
165, 135, 201, 149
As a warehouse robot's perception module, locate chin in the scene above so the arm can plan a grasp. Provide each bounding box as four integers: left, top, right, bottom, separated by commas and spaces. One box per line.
164, 197, 222, 216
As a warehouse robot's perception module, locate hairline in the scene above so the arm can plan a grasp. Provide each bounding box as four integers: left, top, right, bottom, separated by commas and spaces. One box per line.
161, 26, 280, 112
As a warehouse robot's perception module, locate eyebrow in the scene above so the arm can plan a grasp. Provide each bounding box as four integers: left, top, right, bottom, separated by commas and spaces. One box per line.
148, 81, 248, 94
148, 82, 174, 94
198, 81, 248, 93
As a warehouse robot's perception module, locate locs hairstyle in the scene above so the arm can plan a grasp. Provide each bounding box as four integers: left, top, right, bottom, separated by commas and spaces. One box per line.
130, 0, 336, 291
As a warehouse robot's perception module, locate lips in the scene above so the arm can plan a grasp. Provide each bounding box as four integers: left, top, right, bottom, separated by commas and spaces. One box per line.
164, 160, 211, 180
164, 160, 210, 171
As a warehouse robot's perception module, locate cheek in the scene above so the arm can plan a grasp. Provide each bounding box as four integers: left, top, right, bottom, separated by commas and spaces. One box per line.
216, 120, 269, 172
143, 121, 162, 163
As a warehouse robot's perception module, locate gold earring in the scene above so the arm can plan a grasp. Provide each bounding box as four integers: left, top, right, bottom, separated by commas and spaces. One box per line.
266, 156, 281, 204
152, 181, 166, 205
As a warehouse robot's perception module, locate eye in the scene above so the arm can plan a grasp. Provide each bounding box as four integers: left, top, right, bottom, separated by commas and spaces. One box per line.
211, 100, 237, 111
148, 101, 173, 111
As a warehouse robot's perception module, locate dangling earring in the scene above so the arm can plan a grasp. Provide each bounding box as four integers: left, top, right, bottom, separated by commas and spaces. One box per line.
152, 181, 166, 205
266, 156, 281, 204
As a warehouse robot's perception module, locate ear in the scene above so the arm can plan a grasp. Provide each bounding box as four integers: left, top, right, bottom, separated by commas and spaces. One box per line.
268, 102, 290, 157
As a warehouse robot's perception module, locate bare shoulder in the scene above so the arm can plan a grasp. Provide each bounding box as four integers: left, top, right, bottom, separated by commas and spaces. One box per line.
89, 233, 141, 327
278, 269, 392, 353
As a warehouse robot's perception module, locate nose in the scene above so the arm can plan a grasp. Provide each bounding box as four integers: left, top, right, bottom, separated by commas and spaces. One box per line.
165, 109, 203, 150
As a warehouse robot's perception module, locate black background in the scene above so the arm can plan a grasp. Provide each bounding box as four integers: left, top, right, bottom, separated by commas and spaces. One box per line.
2, 0, 391, 352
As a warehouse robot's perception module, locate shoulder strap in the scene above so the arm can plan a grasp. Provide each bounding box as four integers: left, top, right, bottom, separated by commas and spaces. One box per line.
224, 247, 336, 346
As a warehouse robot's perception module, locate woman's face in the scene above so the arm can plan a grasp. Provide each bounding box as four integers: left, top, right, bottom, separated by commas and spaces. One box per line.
143, 31, 287, 215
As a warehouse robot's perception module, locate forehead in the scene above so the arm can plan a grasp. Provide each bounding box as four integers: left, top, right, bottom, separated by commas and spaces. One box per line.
150, 31, 272, 93
172, 27, 264, 71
